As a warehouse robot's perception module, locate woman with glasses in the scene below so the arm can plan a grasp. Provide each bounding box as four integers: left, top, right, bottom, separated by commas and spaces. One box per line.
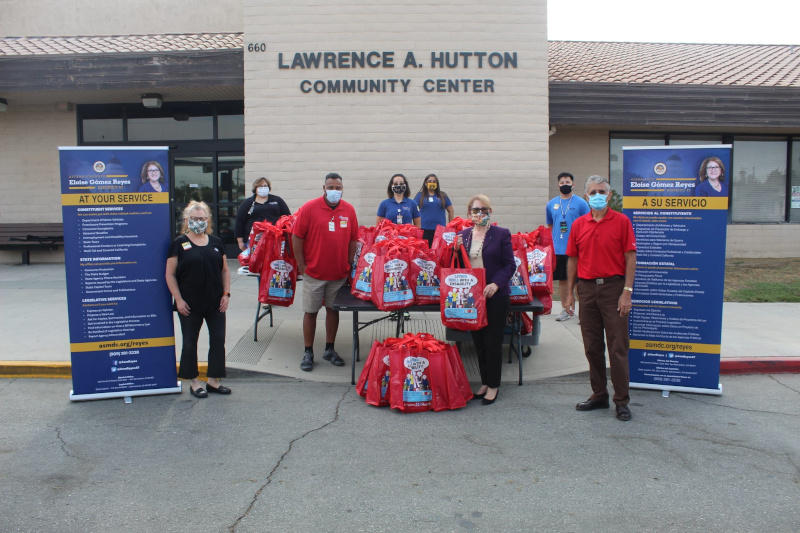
695, 157, 728, 197
138, 161, 168, 193
166, 201, 232, 398
376, 173, 421, 227
413, 173, 454, 246
456, 194, 516, 406
235, 176, 292, 251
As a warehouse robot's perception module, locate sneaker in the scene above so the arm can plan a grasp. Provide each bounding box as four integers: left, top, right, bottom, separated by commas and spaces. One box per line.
323, 348, 345, 367
300, 351, 313, 372
555, 310, 571, 322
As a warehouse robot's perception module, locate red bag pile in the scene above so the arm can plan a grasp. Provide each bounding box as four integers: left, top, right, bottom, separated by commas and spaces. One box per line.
356, 333, 472, 412
439, 242, 488, 331
526, 226, 554, 315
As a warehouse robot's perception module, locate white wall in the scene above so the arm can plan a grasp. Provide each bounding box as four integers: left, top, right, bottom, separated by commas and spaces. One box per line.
243, 0, 549, 234
1, 0, 243, 37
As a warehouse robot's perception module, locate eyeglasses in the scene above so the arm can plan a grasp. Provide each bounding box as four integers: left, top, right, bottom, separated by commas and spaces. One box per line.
470, 207, 490, 214
189, 216, 208, 222
147, 169, 161, 173
706, 165, 721, 171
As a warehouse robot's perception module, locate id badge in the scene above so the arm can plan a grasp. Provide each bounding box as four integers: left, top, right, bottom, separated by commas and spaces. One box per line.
396, 210, 403, 224
329, 221, 335, 232
560, 220, 568, 238
428, 196, 434, 202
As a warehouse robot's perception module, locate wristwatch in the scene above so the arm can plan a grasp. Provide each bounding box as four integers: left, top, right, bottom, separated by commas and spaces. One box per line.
224, 292, 231, 297
623, 286, 633, 292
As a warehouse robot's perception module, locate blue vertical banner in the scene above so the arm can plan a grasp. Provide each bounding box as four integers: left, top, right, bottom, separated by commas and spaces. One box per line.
59, 147, 180, 401
623, 145, 731, 395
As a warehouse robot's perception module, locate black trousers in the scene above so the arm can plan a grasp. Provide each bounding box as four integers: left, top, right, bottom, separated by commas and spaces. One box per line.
177, 307, 227, 379
422, 228, 436, 248
470, 293, 510, 389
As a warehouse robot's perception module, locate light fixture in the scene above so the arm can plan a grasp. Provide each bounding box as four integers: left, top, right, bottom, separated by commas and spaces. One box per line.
141, 93, 162, 109
0, 98, 7, 112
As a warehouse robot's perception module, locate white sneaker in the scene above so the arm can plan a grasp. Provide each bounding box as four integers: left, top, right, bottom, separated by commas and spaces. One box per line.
555, 310, 571, 322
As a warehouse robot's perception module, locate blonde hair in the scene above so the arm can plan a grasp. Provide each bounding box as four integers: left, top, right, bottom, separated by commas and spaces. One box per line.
466, 194, 493, 214
180, 201, 214, 235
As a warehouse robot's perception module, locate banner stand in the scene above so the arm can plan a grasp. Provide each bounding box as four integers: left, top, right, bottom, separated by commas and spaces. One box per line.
630, 382, 722, 397
70, 383, 182, 402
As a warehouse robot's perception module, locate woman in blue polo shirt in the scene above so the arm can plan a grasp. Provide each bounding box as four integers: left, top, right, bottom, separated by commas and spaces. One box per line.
413, 173, 454, 246
376, 173, 421, 227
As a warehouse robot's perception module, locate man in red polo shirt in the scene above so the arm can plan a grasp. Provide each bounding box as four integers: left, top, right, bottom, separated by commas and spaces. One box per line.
292, 173, 359, 372
565, 175, 637, 421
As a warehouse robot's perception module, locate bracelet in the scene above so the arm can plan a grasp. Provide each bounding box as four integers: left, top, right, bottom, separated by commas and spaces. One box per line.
623, 286, 633, 292
224, 292, 231, 297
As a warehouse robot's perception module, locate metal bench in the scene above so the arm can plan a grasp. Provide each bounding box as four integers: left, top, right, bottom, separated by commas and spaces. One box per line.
0, 223, 64, 265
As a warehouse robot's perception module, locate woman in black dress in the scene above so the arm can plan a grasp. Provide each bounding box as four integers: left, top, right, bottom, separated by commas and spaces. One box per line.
235, 176, 291, 251
166, 201, 232, 398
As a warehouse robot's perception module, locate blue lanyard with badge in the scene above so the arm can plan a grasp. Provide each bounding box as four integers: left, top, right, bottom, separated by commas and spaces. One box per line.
558, 196, 573, 239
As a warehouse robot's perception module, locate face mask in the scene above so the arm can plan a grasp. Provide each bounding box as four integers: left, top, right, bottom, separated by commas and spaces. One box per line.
588, 193, 609, 210
426, 182, 437, 191
559, 184, 573, 195
475, 213, 491, 226
392, 184, 406, 194
256, 186, 270, 198
325, 189, 342, 203
187, 219, 207, 234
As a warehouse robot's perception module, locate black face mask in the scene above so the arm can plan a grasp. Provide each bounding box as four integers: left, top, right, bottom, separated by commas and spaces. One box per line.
392, 184, 406, 194
559, 184, 573, 195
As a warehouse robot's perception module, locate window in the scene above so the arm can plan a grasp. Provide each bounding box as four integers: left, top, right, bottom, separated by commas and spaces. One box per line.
791, 141, 800, 223
732, 137, 787, 223
128, 117, 213, 141
82, 119, 123, 142
609, 135, 665, 189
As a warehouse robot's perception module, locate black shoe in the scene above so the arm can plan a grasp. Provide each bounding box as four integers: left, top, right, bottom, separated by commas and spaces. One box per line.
482, 389, 499, 405
575, 398, 610, 411
471, 392, 486, 401
300, 351, 313, 372
616, 404, 632, 421
206, 383, 231, 395
189, 386, 208, 399
323, 348, 345, 367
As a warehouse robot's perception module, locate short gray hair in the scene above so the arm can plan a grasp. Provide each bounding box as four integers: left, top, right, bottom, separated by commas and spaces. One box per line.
584, 175, 610, 191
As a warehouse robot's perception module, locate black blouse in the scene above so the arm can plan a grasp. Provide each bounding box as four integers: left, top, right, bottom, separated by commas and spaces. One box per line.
168, 234, 227, 313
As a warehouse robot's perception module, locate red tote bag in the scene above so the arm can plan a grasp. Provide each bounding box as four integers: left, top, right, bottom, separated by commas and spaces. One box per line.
371, 244, 414, 311
439, 243, 487, 331
509, 234, 533, 304
408, 243, 441, 305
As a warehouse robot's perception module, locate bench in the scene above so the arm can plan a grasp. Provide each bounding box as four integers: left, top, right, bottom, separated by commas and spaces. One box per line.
0, 223, 64, 265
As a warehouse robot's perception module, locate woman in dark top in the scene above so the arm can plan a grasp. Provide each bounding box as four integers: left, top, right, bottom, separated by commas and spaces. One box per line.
235, 177, 291, 251
138, 161, 168, 193
456, 194, 516, 406
166, 200, 232, 398
695, 157, 729, 197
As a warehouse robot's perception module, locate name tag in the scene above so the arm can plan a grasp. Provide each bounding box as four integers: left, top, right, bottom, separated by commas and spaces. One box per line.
340, 220, 347, 228
182, 242, 192, 250
329, 221, 335, 232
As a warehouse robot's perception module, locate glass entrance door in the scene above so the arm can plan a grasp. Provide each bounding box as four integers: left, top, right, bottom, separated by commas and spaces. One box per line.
171, 153, 245, 258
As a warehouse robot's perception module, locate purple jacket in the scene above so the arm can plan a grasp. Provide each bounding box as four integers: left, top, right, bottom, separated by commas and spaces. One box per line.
458, 225, 516, 298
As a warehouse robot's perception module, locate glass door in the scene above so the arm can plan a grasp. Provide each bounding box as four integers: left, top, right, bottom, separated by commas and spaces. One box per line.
216, 153, 245, 258
171, 152, 245, 258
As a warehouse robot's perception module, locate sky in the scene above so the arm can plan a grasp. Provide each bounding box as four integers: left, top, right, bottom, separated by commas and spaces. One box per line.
548, 0, 800, 46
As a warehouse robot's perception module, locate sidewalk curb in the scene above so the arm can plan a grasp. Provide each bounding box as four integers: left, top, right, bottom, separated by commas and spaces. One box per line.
0, 362, 209, 380
719, 358, 800, 375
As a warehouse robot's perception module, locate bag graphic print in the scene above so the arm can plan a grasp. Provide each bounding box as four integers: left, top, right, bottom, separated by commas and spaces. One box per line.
439, 243, 487, 331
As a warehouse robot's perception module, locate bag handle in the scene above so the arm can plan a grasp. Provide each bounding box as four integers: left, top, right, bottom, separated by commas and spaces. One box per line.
450, 240, 471, 269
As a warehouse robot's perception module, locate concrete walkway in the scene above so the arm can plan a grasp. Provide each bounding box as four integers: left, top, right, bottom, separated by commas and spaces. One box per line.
1, 261, 798, 381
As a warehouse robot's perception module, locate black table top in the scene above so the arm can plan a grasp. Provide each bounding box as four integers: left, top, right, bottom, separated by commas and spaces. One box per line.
331, 285, 543, 313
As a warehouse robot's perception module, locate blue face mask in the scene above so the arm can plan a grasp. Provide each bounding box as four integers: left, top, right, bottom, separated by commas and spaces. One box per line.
588, 193, 609, 210
325, 189, 342, 203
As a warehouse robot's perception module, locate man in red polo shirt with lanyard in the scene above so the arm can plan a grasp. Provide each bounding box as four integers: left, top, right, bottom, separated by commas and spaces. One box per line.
292, 172, 359, 372
565, 175, 637, 421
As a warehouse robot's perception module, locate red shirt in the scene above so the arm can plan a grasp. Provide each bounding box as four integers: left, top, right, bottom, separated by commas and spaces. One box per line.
293, 196, 358, 280
566, 208, 636, 279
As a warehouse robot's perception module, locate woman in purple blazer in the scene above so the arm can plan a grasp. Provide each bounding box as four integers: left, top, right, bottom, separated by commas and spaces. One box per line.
457, 194, 516, 405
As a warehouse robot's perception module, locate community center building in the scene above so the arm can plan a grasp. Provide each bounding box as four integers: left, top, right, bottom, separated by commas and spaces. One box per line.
1, 0, 798, 263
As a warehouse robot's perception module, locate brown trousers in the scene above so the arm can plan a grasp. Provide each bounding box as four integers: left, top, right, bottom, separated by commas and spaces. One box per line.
576, 278, 630, 406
